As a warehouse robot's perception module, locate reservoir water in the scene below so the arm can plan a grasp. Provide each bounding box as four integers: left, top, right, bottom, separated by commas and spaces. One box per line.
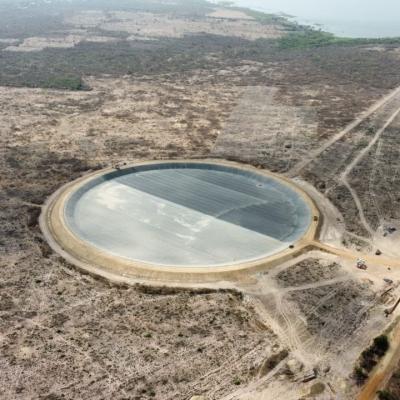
232, 0, 400, 38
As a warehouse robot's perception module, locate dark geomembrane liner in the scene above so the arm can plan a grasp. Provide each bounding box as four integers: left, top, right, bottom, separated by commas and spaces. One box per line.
65, 163, 311, 267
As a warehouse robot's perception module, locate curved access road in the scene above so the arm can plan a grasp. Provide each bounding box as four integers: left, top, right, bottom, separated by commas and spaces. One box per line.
357, 325, 400, 400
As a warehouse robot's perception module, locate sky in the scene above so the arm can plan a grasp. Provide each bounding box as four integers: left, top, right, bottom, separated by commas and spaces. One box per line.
232, 0, 400, 37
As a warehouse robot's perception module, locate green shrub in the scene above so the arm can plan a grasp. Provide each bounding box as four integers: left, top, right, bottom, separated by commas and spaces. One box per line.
278, 28, 400, 49
354, 366, 368, 385
377, 390, 396, 400
360, 356, 377, 372
374, 335, 390, 354
44, 76, 87, 91
233, 377, 241, 385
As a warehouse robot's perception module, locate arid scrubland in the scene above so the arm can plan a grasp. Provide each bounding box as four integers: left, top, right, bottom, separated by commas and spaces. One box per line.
2, 0, 400, 399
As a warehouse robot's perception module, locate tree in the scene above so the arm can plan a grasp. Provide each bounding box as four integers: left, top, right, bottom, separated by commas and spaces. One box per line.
374, 335, 389, 355
377, 390, 396, 400
354, 366, 368, 386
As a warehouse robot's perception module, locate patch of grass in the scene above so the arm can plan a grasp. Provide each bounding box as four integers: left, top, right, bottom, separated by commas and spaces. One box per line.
279, 29, 341, 49
43, 76, 88, 91
309, 382, 325, 396
233, 377, 241, 385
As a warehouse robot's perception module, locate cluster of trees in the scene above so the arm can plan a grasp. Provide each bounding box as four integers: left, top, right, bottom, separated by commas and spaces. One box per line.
2, 0, 400, 91
377, 390, 397, 400
354, 335, 390, 385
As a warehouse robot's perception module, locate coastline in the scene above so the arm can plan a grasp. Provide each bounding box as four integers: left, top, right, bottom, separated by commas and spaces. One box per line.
221, 0, 400, 39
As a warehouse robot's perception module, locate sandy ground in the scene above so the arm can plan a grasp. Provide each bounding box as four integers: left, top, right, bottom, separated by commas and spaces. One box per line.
1, 77, 239, 165
4, 35, 118, 52
295, 84, 400, 256
67, 10, 282, 41
3, 8, 281, 52
226, 249, 400, 400
211, 86, 320, 170
207, 8, 255, 20
2, 25, 400, 396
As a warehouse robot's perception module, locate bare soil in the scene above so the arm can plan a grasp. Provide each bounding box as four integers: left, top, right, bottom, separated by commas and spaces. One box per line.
2, 3, 400, 399
66, 10, 283, 41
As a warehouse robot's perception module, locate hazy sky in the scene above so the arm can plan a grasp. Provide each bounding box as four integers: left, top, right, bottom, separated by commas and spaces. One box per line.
233, 0, 400, 37
234, 0, 399, 20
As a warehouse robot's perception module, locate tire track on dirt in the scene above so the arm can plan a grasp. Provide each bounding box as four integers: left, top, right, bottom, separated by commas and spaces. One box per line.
340, 106, 400, 236
288, 85, 400, 178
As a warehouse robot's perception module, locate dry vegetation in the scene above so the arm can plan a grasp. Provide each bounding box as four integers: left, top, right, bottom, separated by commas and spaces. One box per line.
0, 275, 279, 400
2, 0, 400, 399
226, 256, 391, 399
66, 10, 283, 41
383, 365, 400, 399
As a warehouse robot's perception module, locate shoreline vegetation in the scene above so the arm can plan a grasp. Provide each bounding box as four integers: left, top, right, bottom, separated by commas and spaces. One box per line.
0, 0, 400, 90
236, 6, 400, 49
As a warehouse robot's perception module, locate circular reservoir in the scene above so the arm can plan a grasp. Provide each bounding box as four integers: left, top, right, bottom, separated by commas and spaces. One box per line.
61, 162, 313, 268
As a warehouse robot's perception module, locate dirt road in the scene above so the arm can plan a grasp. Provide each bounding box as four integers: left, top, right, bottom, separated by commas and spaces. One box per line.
288, 84, 400, 178
340, 106, 400, 236
313, 241, 400, 269
357, 321, 400, 400
312, 239, 400, 400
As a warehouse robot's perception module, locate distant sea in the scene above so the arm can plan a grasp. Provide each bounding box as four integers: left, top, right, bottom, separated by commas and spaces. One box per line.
231, 0, 400, 38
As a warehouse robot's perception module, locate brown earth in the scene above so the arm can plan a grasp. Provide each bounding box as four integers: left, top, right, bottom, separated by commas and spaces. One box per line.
2, 4, 400, 400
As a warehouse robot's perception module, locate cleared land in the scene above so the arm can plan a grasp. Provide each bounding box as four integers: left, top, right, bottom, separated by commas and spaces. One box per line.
2, 1, 400, 399
66, 10, 283, 41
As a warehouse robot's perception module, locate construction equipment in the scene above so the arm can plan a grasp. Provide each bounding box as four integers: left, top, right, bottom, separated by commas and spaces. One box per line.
302, 369, 317, 383
385, 297, 400, 317
383, 226, 397, 237
356, 259, 367, 270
